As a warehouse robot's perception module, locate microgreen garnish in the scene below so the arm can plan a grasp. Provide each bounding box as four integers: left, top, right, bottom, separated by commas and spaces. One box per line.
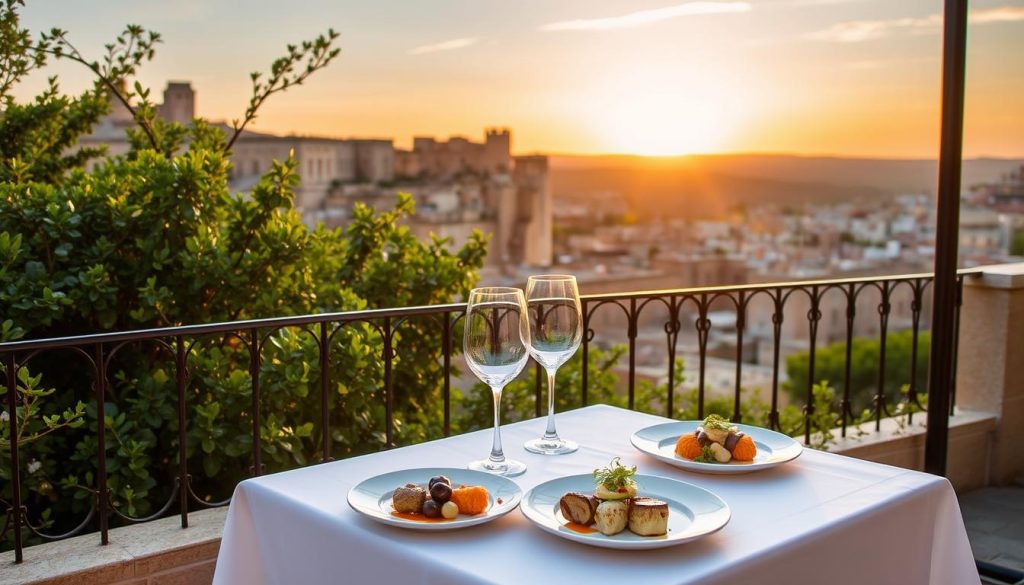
695, 445, 717, 464
593, 457, 638, 490
701, 414, 732, 431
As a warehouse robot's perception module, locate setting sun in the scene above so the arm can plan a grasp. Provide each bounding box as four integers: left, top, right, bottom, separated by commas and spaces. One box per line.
588, 63, 744, 156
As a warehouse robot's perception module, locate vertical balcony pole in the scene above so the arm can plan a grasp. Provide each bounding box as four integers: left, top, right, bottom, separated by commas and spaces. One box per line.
925, 0, 969, 476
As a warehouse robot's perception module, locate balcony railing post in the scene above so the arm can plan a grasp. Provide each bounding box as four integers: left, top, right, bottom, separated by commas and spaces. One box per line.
954, 265, 1024, 484
442, 313, 452, 437
6, 352, 24, 562
696, 294, 710, 419
319, 322, 332, 461
949, 275, 964, 415
926, 0, 969, 477
733, 292, 746, 423
875, 283, 892, 431
769, 290, 784, 431
840, 284, 856, 437
175, 336, 189, 528
804, 286, 822, 444
627, 298, 637, 411
907, 280, 924, 423
383, 317, 394, 449
581, 300, 590, 407
95, 344, 109, 545
249, 328, 263, 476
665, 296, 680, 418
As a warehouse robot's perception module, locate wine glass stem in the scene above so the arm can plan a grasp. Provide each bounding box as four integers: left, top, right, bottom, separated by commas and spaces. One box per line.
543, 368, 560, 441
489, 386, 506, 463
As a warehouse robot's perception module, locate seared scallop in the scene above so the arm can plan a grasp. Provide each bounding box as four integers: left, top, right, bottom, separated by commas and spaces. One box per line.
628, 497, 669, 536
594, 500, 629, 536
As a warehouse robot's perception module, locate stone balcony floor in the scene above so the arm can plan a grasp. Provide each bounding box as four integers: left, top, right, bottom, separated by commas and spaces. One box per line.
960, 481, 1024, 578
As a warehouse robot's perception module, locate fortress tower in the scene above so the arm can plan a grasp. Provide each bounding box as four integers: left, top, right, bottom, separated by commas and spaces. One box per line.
159, 82, 195, 124
484, 127, 511, 173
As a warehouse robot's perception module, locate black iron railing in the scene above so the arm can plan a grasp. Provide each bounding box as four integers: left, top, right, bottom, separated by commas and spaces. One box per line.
0, 270, 977, 562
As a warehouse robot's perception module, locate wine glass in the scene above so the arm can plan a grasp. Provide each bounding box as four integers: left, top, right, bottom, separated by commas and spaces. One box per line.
523, 274, 582, 455
464, 287, 530, 477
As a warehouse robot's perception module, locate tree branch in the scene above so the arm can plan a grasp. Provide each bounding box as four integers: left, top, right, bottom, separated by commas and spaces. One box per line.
223, 29, 340, 153
33, 26, 163, 153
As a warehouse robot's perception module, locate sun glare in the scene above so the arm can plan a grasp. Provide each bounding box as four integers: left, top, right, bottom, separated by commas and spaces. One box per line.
589, 64, 742, 156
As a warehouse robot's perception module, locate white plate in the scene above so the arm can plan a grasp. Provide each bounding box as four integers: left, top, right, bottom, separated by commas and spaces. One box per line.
347, 467, 522, 531
520, 474, 730, 549
631, 421, 803, 474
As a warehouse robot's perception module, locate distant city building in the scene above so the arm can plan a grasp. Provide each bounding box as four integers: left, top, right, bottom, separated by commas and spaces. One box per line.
79, 81, 195, 166
404, 128, 512, 180
975, 164, 1024, 212
312, 130, 553, 269
76, 82, 553, 269
967, 165, 1024, 260
158, 81, 195, 125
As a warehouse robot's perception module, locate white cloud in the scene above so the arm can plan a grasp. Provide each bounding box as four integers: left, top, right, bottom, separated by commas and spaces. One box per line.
408, 37, 480, 55
539, 2, 751, 32
807, 6, 1024, 43
806, 15, 938, 43
971, 6, 1024, 24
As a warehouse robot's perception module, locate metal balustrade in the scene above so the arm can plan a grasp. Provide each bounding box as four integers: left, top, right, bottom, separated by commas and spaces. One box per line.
0, 270, 978, 562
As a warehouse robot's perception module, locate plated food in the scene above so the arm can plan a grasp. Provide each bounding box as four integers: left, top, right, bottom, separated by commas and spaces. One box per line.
348, 467, 522, 531
521, 466, 730, 549
558, 458, 669, 537
390, 474, 491, 521
675, 415, 757, 464
631, 418, 803, 475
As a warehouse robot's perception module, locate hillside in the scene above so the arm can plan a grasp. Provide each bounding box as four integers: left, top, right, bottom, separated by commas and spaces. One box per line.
549, 154, 1023, 220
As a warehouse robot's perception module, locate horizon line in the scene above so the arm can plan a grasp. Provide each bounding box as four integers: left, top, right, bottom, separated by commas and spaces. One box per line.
530, 151, 1024, 161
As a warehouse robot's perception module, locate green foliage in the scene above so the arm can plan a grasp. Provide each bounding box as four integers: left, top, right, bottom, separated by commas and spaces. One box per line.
0, 3, 484, 550
457, 342, 838, 447
1011, 230, 1024, 257
784, 330, 929, 415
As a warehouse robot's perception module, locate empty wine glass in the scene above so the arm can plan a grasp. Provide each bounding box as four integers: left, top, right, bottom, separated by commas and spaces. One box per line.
464, 287, 530, 477
523, 274, 581, 455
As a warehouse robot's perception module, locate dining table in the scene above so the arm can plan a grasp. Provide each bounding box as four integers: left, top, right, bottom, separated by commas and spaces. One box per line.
212, 404, 979, 584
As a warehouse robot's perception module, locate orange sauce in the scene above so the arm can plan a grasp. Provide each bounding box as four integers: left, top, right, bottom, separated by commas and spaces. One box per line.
564, 521, 597, 534
390, 511, 453, 523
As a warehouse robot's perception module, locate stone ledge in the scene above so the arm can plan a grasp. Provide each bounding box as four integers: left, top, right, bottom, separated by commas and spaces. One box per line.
965, 263, 1024, 290
828, 409, 998, 491
0, 507, 227, 585
828, 409, 997, 453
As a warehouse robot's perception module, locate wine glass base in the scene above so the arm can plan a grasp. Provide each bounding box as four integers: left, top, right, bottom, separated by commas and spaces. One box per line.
468, 458, 527, 477
523, 438, 579, 455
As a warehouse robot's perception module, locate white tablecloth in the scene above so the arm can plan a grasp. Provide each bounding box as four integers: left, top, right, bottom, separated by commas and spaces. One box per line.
213, 405, 978, 585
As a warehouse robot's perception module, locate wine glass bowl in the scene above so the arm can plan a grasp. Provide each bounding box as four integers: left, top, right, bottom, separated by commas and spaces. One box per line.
523, 275, 582, 455
463, 287, 530, 477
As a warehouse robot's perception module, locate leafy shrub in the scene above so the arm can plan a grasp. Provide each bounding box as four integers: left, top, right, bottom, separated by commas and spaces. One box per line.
0, 2, 485, 548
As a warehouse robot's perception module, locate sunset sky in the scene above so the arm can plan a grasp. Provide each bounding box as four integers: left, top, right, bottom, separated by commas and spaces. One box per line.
18, 0, 1024, 158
